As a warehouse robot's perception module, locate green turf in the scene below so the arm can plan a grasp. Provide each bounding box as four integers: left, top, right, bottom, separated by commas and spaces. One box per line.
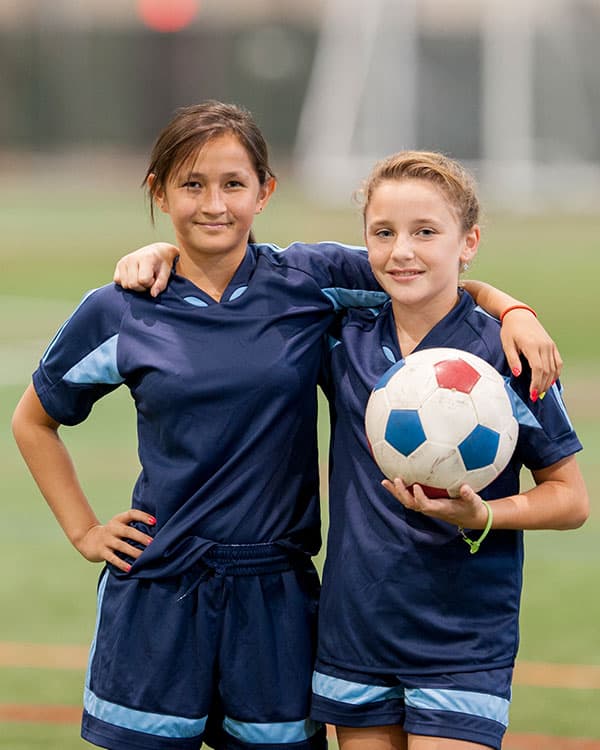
1, 182, 598, 746
0, 724, 89, 750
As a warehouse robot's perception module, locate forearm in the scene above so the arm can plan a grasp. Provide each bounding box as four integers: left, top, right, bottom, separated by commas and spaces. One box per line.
487, 457, 588, 531
461, 279, 524, 319
12, 389, 100, 549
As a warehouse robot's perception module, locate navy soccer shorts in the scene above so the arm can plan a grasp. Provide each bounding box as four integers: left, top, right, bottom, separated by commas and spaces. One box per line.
311, 661, 513, 750
81, 544, 327, 750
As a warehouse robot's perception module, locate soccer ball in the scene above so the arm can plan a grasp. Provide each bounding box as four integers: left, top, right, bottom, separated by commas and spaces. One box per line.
365, 347, 518, 497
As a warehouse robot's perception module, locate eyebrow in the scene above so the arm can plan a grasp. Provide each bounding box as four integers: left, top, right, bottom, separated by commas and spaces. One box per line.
183, 170, 249, 180
368, 215, 442, 226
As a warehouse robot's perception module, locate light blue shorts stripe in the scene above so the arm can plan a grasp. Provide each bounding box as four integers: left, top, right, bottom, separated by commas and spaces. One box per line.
312, 671, 403, 705
405, 687, 510, 727
84, 687, 207, 739
223, 716, 322, 744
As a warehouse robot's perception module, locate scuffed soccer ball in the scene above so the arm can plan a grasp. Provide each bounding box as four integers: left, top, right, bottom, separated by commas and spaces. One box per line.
365, 347, 518, 497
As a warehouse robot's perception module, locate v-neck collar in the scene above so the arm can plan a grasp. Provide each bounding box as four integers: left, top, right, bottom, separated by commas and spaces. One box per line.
385, 290, 473, 361
168, 246, 257, 307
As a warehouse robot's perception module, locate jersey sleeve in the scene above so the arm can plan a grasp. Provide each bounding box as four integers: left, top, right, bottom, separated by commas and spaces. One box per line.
32, 284, 128, 426
508, 369, 582, 470
274, 241, 389, 310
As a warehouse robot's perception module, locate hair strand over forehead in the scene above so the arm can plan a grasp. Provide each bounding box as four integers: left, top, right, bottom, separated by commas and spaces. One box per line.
359, 150, 480, 231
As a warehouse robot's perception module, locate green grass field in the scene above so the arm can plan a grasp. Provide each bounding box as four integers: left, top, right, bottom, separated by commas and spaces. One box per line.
1, 178, 598, 748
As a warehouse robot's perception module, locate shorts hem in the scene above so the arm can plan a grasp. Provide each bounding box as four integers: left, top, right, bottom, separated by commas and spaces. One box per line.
405, 718, 504, 750
311, 695, 404, 728
220, 724, 327, 750
82, 711, 202, 750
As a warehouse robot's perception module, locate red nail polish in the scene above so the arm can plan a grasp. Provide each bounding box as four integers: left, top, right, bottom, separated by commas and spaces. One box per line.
512, 367, 521, 376
551, 379, 556, 386
531, 389, 538, 402
124, 563, 131, 572
148, 516, 157, 525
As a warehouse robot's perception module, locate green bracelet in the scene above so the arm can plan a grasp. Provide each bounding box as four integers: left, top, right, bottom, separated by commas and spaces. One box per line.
458, 500, 493, 554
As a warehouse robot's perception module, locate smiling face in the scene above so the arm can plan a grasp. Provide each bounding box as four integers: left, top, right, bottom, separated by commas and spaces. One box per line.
365, 177, 479, 320
151, 132, 274, 266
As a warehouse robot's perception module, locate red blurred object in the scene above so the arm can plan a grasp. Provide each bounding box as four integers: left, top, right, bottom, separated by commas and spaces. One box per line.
137, 0, 200, 32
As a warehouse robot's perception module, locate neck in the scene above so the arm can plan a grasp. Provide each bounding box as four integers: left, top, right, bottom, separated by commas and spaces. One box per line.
176, 246, 247, 302
392, 290, 460, 356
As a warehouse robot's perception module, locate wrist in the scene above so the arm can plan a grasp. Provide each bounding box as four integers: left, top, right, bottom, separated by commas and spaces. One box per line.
458, 500, 493, 554
500, 304, 537, 324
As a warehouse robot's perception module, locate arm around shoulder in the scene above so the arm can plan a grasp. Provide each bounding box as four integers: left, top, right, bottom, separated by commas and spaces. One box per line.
113, 242, 179, 297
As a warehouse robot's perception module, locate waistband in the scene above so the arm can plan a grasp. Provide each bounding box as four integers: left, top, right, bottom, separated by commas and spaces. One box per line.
202, 542, 293, 575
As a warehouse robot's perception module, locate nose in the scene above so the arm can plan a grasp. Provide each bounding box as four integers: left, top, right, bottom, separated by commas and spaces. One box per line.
390, 236, 415, 261
201, 187, 226, 215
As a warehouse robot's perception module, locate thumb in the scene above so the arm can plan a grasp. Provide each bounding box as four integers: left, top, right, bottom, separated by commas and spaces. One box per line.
458, 483, 479, 504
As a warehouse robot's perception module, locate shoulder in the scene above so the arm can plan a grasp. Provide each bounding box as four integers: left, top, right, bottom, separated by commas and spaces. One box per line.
254, 240, 369, 275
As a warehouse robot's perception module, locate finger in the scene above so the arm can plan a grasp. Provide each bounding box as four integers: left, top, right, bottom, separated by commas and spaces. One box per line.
110, 538, 148, 559
112, 509, 156, 526
115, 258, 145, 291
528, 350, 552, 401
136, 256, 161, 290
150, 263, 172, 298
107, 554, 132, 573
503, 342, 523, 378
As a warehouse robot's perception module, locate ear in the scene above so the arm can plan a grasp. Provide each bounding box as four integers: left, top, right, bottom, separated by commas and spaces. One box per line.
460, 224, 480, 266
255, 177, 277, 215
147, 173, 169, 214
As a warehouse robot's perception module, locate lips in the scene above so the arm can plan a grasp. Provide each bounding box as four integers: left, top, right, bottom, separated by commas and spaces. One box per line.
388, 269, 424, 279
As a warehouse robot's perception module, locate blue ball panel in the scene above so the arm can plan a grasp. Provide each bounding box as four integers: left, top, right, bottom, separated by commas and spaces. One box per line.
385, 409, 426, 455
458, 424, 500, 470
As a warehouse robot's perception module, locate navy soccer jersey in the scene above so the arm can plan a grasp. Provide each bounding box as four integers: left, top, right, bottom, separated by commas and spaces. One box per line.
33, 242, 384, 579
317, 291, 582, 675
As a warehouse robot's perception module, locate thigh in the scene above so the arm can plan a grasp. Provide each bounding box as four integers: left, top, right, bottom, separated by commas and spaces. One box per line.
216, 563, 326, 750
409, 737, 490, 750
337, 724, 408, 750
82, 569, 219, 750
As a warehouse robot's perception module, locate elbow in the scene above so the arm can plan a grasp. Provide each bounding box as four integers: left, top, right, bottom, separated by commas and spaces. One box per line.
11, 405, 26, 448
564, 493, 590, 530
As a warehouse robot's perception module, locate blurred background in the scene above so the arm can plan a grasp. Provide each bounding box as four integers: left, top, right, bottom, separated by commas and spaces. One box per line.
1, 1, 599, 748
2, 0, 600, 208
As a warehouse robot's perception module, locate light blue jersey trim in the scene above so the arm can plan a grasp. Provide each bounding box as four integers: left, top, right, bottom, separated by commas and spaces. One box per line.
382, 346, 397, 363
84, 688, 207, 738
505, 382, 542, 430
183, 295, 209, 308
548, 383, 574, 430
405, 688, 510, 727
322, 287, 388, 311
85, 569, 109, 687
63, 334, 124, 385
473, 304, 498, 321
312, 672, 403, 705
229, 285, 248, 301
223, 716, 322, 744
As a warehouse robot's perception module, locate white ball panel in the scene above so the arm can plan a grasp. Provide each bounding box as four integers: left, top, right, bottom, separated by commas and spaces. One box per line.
384, 364, 438, 409
371, 440, 413, 482
419, 389, 477, 443
407, 442, 465, 489
364, 389, 391, 445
